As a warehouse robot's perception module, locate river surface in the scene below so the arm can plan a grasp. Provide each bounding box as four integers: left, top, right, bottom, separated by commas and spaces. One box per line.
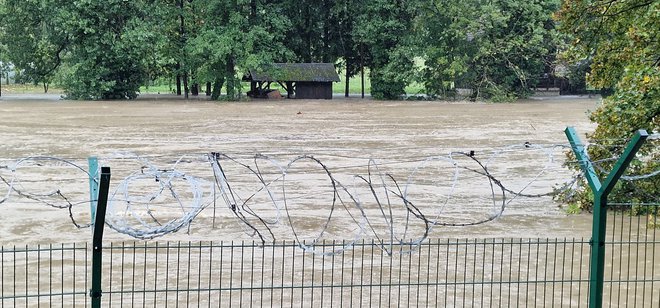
0, 96, 600, 245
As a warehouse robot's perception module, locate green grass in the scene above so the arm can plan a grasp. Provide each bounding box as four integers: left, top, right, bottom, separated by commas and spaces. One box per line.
0, 83, 63, 94
333, 72, 371, 95
139, 80, 367, 95
1, 79, 423, 98
333, 68, 425, 95
141, 76, 425, 97
140, 84, 174, 94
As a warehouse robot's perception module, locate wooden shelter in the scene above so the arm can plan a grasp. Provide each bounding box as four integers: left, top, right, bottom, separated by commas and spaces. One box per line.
244, 63, 340, 99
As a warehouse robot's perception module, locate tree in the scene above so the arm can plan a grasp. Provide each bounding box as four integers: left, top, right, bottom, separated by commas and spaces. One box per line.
140, 3, 175, 95
0, 0, 6, 96
354, 0, 417, 100
57, 0, 163, 99
280, 0, 337, 63
418, 0, 560, 101
332, 0, 366, 97
555, 0, 659, 209
190, 0, 292, 100
0, 0, 69, 93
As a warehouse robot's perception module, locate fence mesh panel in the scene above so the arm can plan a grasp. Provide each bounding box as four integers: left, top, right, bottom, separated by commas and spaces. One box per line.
1, 226, 658, 307
603, 206, 660, 307
100, 238, 592, 307
0, 243, 89, 307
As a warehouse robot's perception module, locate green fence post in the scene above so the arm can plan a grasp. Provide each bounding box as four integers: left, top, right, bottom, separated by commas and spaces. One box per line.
90, 167, 111, 308
88, 157, 99, 226
565, 127, 648, 308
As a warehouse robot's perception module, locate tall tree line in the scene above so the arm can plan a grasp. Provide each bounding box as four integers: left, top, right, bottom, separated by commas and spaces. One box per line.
0, 0, 561, 100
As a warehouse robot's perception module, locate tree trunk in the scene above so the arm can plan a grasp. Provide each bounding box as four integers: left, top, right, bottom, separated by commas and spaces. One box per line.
305, 8, 312, 62
205, 82, 211, 96
211, 77, 224, 100
323, 0, 331, 63
191, 83, 199, 96
345, 65, 350, 97
178, 0, 186, 97
226, 56, 236, 100
286, 81, 294, 98
176, 72, 182, 95
43, 82, 49, 93
360, 45, 365, 99
183, 71, 189, 99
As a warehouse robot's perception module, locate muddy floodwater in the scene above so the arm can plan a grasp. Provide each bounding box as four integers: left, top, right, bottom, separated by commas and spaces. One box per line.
0, 96, 599, 245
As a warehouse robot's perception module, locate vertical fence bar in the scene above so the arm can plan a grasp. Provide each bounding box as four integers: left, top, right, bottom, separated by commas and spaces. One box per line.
90, 167, 111, 308
565, 127, 648, 308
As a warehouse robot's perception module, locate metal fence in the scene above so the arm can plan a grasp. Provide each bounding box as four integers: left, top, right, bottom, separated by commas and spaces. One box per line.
603, 206, 660, 307
99, 238, 593, 307
2, 238, 591, 307
1, 227, 657, 307
1, 243, 89, 307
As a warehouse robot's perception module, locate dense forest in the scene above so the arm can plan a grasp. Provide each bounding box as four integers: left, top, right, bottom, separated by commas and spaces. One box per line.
0, 0, 567, 101
0, 0, 656, 105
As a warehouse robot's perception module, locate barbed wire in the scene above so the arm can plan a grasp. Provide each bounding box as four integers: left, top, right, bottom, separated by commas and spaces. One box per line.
103, 153, 213, 239
573, 136, 658, 181
0, 141, 657, 255
0, 156, 96, 228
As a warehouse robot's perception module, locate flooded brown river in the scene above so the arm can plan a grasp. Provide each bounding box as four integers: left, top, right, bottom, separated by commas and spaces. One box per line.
0, 96, 599, 245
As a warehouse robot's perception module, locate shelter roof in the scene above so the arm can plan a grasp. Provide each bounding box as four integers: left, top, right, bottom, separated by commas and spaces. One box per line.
247, 63, 340, 82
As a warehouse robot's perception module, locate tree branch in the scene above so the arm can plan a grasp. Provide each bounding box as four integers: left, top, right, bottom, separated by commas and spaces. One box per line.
604, 0, 654, 17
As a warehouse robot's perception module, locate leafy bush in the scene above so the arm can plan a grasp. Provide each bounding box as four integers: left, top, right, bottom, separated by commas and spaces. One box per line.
556, 0, 659, 211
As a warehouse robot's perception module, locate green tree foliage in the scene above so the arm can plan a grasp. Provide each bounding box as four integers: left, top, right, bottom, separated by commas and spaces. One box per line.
0, 0, 569, 101
556, 0, 659, 209
281, 0, 337, 63
332, 0, 365, 96
419, 0, 560, 101
59, 0, 161, 99
146, 1, 182, 94
190, 0, 292, 100
0, 0, 69, 92
354, 0, 417, 100
0, 0, 6, 96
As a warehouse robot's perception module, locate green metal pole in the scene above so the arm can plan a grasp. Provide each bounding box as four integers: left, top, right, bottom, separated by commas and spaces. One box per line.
91, 167, 111, 308
565, 127, 605, 307
565, 127, 648, 308
591, 193, 606, 308
88, 157, 99, 226
565, 127, 602, 192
